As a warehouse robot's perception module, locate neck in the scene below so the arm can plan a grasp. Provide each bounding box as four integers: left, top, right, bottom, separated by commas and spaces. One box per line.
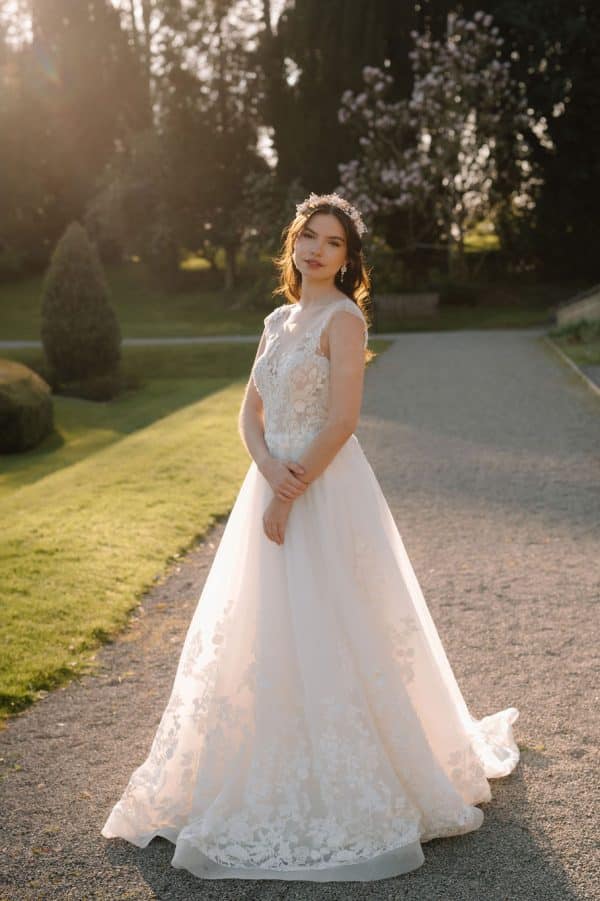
297, 289, 345, 311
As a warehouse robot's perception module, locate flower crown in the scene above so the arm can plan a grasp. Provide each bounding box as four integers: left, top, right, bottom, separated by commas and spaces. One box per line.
295, 192, 367, 237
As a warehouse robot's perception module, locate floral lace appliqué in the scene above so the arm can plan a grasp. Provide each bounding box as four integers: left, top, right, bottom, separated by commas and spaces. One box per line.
252, 299, 368, 460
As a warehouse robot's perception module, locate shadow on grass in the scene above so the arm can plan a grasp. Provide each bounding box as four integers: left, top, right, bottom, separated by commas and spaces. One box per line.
1, 339, 393, 498
0, 343, 259, 495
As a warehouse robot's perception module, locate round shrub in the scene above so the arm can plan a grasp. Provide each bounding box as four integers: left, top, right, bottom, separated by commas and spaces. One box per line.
0, 359, 54, 453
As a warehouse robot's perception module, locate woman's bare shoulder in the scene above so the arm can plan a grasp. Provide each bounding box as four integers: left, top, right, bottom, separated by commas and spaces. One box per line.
333, 296, 366, 320
327, 297, 368, 349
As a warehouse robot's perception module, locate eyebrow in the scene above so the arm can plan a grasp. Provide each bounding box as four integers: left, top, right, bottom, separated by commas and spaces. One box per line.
303, 225, 345, 242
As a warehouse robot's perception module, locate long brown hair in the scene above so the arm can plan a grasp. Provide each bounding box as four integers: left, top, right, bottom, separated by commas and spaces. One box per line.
271, 201, 375, 363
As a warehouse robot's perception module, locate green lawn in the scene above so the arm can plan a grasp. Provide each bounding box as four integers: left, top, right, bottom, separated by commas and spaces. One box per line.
0, 263, 269, 340
0, 339, 392, 724
0, 343, 256, 497
0, 260, 565, 340
548, 321, 600, 367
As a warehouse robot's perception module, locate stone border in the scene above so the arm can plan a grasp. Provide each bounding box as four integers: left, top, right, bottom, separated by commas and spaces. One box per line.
541, 335, 600, 398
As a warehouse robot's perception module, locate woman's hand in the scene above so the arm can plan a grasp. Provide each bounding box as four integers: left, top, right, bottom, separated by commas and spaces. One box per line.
263, 496, 293, 545
261, 457, 309, 502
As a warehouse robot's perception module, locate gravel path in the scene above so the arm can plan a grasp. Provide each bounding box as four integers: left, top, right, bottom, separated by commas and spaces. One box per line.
1, 327, 599, 901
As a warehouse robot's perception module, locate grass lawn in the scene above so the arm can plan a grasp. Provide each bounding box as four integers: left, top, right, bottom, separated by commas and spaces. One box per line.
0, 260, 570, 340
0, 339, 392, 725
547, 321, 600, 367
0, 343, 256, 497
0, 263, 269, 340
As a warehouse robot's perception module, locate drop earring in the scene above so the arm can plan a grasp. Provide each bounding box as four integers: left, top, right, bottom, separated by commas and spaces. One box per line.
340, 263, 347, 279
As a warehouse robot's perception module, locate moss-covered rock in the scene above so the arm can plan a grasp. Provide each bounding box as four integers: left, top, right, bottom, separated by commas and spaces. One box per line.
0, 359, 54, 453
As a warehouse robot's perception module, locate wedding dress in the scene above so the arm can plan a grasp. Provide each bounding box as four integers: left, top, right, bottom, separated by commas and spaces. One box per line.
101, 296, 520, 881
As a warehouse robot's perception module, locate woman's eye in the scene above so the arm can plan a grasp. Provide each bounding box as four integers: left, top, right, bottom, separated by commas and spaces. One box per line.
304, 233, 339, 246
302, 232, 340, 247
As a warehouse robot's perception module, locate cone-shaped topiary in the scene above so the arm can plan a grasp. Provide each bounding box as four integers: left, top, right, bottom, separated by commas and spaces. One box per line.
41, 221, 121, 382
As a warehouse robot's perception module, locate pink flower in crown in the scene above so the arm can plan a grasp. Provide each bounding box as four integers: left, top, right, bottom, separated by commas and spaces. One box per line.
295, 192, 368, 237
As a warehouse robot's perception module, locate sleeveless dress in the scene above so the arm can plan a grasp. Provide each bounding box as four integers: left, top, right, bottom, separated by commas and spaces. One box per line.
101, 296, 520, 882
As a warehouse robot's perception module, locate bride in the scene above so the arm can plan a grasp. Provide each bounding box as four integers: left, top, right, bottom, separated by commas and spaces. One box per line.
101, 191, 520, 882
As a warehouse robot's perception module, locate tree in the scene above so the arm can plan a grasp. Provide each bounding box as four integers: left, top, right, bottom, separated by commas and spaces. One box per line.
336, 11, 541, 276
157, 0, 267, 290
486, 0, 600, 277
0, 0, 149, 277
265, 0, 421, 189
92, 1, 268, 291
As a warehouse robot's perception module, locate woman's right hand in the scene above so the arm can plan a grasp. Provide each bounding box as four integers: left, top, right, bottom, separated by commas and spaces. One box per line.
262, 457, 309, 501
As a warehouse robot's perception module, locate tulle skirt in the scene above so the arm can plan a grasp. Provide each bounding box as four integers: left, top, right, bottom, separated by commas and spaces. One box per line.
101, 433, 519, 881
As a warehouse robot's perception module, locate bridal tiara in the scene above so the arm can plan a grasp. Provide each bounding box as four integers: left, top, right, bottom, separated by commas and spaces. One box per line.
295, 192, 368, 238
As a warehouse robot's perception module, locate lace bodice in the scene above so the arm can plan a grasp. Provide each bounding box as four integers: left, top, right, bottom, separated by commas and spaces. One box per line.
252, 297, 368, 460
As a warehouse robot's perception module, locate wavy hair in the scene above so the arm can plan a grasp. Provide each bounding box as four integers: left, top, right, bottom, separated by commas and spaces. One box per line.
271, 201, 375, 363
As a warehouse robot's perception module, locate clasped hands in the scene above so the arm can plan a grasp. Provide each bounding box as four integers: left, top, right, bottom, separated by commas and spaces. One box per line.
261, 456, 309, 545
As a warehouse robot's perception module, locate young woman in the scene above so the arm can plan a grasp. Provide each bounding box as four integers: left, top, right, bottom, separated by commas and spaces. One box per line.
101, 192, 520, 882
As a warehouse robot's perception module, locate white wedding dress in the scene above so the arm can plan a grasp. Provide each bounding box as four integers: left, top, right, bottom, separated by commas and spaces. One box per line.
101, 296, 520, 881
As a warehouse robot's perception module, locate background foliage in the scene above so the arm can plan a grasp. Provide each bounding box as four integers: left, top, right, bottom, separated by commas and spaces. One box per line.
0, 0, 598, 287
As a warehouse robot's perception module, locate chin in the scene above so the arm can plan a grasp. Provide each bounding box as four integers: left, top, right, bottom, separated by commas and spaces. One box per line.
303, 267, 330, 280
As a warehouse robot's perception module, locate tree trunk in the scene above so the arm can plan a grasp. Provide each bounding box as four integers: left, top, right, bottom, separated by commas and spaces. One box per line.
224, 244, 236, 291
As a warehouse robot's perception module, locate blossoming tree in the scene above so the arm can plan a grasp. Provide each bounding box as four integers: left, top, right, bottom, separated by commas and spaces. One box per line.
336, 11, 542, 276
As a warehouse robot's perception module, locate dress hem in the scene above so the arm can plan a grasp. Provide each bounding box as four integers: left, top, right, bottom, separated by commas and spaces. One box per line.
101, 807, 490, 883
171, 833, 426, 882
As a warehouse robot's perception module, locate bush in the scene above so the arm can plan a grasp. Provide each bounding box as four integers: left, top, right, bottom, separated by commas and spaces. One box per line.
52, 370, 126, 402
549, 319, 600, 342
0, 359, 54, 453
366, 242, 409, 293
146, 217, 182, 291
0, 243, 27, 284
41, 221, 122, 388
431, 274, 480, 306
235, 259, 279, 312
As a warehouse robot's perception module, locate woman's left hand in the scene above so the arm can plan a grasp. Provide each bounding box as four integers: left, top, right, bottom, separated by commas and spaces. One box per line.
263, 496, 293, 545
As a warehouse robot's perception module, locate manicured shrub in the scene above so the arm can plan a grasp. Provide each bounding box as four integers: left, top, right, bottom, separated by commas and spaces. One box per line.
54, 370, 125, 402
41, 221, 121, 388
0, 359, 54, 453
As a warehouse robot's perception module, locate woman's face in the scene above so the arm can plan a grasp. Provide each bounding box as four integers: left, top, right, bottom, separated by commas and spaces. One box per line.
293, 213, 347, 284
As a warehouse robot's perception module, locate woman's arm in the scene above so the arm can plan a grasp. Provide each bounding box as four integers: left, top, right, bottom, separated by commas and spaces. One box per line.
238, 330, 272, 473
294, 309, 366, 484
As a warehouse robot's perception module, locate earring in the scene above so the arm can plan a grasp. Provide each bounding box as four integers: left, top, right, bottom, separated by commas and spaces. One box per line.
340, 263, 347, 279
